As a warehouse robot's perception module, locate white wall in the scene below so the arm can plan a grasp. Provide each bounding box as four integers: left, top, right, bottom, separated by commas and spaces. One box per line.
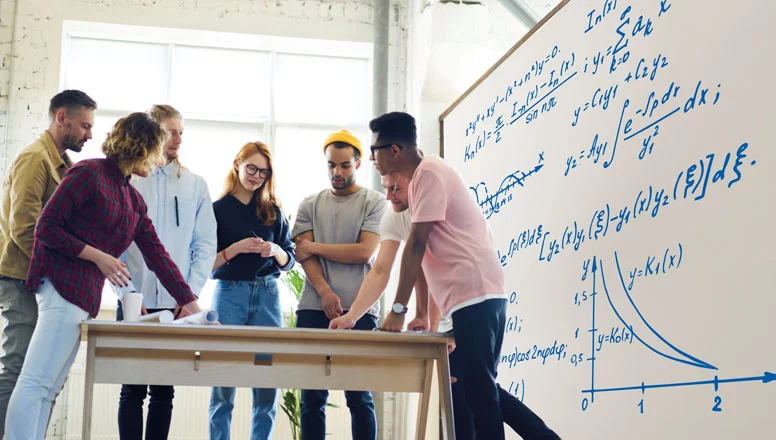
407, 1, 532, 158
0, 0, 408, 178
0, 0, 16, 166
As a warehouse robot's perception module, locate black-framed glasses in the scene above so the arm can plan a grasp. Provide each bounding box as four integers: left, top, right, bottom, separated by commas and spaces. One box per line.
370, 143, 404, 157
240, 160, 272, 179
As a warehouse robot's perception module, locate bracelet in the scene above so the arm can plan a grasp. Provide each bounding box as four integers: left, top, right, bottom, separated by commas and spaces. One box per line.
222, 249, 230, 263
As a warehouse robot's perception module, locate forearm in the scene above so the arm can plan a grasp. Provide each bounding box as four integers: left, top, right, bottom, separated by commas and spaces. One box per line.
347, 267, 390, 320
212, 246, 233, 271
428, 295, 442, 332
414, 269, 430, 318
311, 242, 374, 265
394, 238, 426, 307
299, 257, 333, 297
77, 244, 106, 264
274, 249, 290, 267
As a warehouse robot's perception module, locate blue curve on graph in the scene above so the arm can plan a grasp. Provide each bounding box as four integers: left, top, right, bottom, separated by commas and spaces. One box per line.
598, 253, 717, 370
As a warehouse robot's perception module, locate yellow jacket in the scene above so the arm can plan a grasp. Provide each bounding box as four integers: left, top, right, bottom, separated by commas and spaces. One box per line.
0, 132, 72, 280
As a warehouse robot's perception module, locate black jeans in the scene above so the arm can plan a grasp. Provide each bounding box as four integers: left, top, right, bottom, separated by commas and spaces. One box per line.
117, 305, 175, 440
451, 379, 561, 439
296, 309, 378, 440
449, 298, 507, 440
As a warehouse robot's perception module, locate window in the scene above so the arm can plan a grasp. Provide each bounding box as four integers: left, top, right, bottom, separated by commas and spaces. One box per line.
61, 22, 374, 310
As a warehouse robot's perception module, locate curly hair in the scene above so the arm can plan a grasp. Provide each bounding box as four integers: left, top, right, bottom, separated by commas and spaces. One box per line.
102, 112, 168, 176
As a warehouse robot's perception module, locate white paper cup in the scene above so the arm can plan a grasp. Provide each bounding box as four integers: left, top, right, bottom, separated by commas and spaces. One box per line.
122, 292, 143, 322
138, 310, 174, 323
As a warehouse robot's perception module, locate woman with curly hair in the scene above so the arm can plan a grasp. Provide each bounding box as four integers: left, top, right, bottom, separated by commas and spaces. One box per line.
4, 112, 204, 440
208, 142, 295, 440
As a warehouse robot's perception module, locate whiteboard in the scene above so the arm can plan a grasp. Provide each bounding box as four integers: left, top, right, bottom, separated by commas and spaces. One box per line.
440, 1, 776, 438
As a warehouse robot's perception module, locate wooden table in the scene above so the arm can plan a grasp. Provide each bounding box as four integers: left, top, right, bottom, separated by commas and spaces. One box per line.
80, 321, 455, 439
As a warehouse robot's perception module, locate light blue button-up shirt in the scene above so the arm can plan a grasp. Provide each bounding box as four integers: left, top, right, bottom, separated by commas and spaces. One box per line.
117, 162, 217, 309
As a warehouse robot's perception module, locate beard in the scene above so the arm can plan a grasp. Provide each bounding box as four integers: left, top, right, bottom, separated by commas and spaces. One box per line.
62, 133, 85, 153
331, 175, 354, 190
165, 146, 178, 162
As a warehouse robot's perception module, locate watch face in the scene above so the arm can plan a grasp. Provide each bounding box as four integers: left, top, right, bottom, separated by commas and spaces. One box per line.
392, 303, 406, 314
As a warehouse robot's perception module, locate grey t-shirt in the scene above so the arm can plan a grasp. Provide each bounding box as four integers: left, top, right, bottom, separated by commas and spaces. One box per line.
292, 187, 386, 317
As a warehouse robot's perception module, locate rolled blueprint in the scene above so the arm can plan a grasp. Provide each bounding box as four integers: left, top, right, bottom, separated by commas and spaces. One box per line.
138, 310, 174, 323
172, 309, 219, 325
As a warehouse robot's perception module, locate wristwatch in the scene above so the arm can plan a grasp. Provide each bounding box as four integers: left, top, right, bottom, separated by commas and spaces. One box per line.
392, 303, 408, 314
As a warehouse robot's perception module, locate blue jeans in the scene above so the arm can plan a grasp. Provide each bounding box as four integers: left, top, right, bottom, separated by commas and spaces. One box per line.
116, 304, 175, 440
449, 298, 507, 440
5, 278, 89, 440
209, 276, 282, 440
295, 309, 377, 440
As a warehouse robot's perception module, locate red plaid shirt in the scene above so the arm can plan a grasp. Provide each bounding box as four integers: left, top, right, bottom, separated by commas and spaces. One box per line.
27, 158, 197, 317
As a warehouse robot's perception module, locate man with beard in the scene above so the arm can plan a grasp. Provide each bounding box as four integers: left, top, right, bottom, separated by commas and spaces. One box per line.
291, 129, 385, 440
0, 89, 96, 437
113, 104, 217, 440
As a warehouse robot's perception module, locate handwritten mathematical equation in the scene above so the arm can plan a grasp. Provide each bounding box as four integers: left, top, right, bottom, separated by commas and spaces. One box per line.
625, 243, 683, 290
500, 339, 569, 369
565, 78, 722, 176
582, 1, 673, 76
535, 142, 754, 264
596, 326, 634, 352
462, 46, 579, 164
497, 225, 544, 267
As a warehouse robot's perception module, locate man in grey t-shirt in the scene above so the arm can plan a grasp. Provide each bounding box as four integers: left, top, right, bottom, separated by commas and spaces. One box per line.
291, 129, 385, 440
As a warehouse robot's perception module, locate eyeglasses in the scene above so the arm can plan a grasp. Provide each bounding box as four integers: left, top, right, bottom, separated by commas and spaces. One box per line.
240, 160, 272, 179
370, 143, 404, 157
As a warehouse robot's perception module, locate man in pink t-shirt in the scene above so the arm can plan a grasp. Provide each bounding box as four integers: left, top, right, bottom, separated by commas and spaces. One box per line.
369, 112, 508, 440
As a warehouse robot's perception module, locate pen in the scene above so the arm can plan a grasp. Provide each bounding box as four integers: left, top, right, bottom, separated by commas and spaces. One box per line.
174, 196, 179, 227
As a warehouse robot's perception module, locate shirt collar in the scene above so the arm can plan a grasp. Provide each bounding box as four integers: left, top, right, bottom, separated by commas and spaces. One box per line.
157, 160, 178, 176
41, 131, 72, 170
105, 158, 131, 186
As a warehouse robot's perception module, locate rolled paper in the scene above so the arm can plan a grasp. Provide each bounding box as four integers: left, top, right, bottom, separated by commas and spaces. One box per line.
172, 309, 219, 325
138, 310, 174, 323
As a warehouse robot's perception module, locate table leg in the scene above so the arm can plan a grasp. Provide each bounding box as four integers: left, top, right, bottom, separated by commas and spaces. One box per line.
82, 334, 96, 439
436, 345, 455, 439
415, 359, 434, 439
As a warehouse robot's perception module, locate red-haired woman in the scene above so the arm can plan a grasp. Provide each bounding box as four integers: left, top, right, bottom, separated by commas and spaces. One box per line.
208, 142, 295, 440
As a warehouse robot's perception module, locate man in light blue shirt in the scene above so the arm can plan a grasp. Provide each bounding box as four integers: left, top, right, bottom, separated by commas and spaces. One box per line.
115, 104, 217, 439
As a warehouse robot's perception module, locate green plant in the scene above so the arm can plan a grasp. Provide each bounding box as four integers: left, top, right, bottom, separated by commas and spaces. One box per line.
279, 388, 303, 440
280, 266, 305, 328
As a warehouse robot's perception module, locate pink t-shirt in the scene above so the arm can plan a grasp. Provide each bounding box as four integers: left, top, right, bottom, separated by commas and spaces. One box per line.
408, 156, 505, 316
